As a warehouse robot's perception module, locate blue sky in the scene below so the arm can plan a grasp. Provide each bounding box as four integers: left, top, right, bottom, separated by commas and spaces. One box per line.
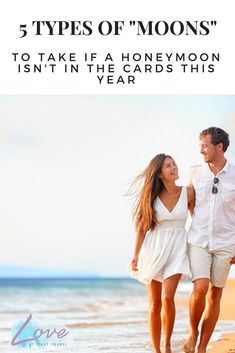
0, 95, 235, 277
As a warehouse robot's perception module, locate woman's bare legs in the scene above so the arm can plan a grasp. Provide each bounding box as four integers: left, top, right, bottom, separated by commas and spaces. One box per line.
147, 280, 162, 353
162, 274, 182, 353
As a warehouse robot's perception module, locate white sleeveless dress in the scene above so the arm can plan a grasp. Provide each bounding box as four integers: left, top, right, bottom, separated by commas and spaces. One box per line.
131, 186, 189, 284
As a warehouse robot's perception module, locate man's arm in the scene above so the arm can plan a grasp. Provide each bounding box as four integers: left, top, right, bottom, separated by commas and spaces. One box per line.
187, 186, 195, 216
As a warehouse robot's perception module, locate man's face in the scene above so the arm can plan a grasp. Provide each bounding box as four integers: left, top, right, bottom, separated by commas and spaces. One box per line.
199, 134, 220, 163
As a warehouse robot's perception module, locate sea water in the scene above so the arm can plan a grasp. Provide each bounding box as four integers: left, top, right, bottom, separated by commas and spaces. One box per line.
0, 278, 235, 353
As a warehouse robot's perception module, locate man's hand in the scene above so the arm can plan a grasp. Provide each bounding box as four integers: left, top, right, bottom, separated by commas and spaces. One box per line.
230, 257, 235, 265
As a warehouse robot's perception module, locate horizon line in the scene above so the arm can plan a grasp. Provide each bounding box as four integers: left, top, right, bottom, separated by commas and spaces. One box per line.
0, 275, 130, 280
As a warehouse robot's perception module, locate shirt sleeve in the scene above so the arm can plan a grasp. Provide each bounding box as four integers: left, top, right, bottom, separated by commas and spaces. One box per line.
187, 167, 194, 187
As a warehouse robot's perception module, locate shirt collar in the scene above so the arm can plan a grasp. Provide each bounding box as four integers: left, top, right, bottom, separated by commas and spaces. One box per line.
205, 160, 229, 175
220, 160, 229, 174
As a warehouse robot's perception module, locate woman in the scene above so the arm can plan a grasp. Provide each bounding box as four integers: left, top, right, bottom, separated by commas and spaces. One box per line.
129, 154, 194, 353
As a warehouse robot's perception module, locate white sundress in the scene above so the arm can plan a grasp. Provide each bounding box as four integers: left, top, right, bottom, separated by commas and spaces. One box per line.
131, 186, 189, 284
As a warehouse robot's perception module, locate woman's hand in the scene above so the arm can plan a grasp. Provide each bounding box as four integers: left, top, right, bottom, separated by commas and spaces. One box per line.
130, 256, 138, 271
230, 257, 235, 265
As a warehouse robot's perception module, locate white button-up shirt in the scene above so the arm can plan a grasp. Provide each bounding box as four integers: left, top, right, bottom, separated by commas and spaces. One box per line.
188, 161, 235, 250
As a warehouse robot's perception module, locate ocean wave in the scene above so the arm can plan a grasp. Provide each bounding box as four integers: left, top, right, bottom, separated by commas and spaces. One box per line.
66, 319, 147, 329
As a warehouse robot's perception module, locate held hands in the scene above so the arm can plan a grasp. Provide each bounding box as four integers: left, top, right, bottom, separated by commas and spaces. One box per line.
130, 256, 138, 271
230, 257, 235, 265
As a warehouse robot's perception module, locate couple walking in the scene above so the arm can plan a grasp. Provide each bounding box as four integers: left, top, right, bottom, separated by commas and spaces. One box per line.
130, 127, 235, 353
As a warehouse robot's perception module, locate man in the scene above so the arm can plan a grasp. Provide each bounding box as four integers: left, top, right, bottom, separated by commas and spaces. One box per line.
183, 127, 235, 353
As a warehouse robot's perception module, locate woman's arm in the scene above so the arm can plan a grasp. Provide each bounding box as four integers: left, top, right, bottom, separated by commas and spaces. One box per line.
187, 186, 195, 216
130, 228, 146, 271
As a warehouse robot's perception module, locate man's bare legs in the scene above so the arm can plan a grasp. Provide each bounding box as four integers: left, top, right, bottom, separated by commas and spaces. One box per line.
183, 279, 209, 353
147, 280, 162, 353
197, 286, 223, 353
162, 274, 181, 353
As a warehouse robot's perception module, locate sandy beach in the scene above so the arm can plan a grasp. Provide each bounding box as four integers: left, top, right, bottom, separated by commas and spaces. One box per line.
207, 280, 235, 352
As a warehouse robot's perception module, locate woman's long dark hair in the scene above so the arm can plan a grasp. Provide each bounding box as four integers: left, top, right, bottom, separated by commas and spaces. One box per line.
130, 154, 171, 233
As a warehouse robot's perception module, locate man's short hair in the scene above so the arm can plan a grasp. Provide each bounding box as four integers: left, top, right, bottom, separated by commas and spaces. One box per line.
199, 127, 230, 152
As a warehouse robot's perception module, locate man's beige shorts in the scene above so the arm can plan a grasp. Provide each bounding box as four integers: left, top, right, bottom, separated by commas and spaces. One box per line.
188, 243, 235, 288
